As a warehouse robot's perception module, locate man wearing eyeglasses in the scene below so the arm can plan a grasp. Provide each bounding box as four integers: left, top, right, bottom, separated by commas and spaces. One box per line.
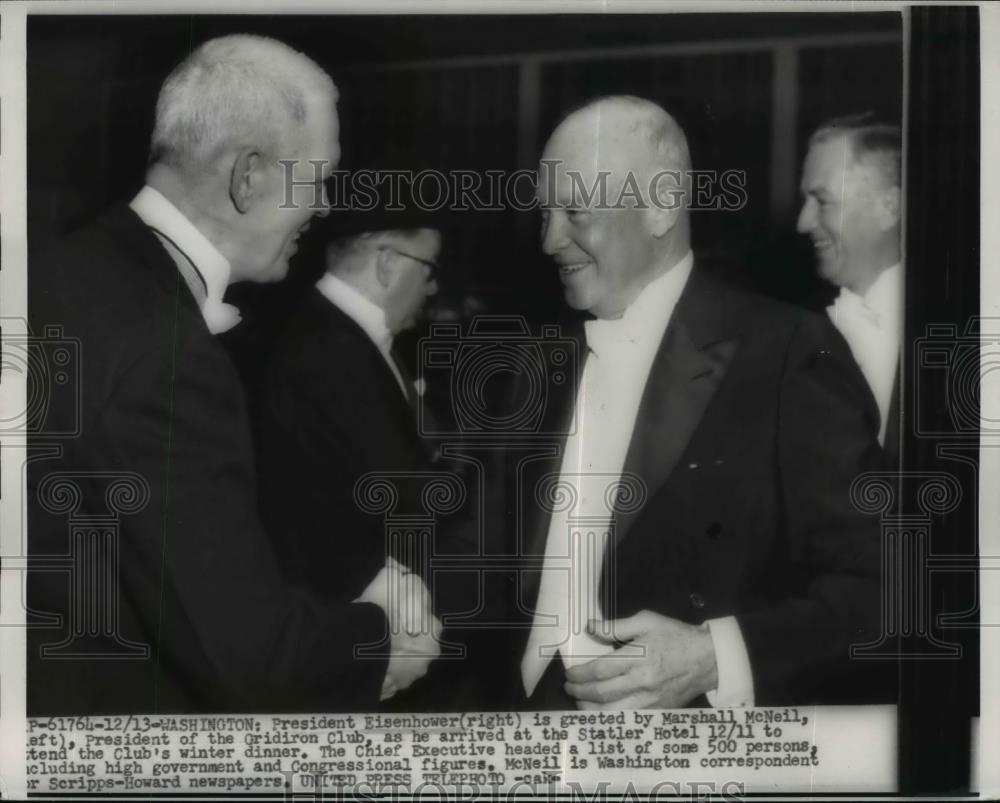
255, 224, 442, 701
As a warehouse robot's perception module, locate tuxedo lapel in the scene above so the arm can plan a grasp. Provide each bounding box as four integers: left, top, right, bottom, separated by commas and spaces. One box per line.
389, 343, 420, 409
102, 204, 205, 322
612, 270, 741, 548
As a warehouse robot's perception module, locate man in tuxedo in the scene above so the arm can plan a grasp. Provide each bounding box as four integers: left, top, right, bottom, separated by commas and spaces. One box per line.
516, 96, 885, 709
256, 224, 440, 607
28, 34, 438, 715
797, 114, 903, 464
257, 224, 508, 711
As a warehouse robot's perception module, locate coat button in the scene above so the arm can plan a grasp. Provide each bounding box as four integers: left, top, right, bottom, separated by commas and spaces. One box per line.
706, 522, 723, 539
689, 592, 706, 610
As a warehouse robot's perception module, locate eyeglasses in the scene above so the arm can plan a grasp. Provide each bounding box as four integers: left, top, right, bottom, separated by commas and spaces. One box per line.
378, 245, 440, 274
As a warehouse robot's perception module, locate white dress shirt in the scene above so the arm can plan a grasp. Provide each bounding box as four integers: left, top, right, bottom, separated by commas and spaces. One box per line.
129, 185, 241, 335
827, 263, 903, 445
521, 251, 753, 707
315, 272, 410, 400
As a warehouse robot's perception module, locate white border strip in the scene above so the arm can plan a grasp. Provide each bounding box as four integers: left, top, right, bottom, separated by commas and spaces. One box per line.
976, 2, 1000, 798
0, 3, 29, 801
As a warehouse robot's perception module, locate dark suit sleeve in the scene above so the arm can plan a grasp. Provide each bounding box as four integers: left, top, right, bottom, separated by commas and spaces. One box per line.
736, 314, 884, 705
257, 345, 413, 599
94, 341, 388, 712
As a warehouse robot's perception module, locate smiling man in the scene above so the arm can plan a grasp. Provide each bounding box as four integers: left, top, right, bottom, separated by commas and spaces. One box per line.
28, 34, 439, 715
537, 102, 691, 320
516, 96, 887, 709
798, 114, 902, 459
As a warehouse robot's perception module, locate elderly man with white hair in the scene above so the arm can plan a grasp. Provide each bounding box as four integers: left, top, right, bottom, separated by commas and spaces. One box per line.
28, 34, 439, 715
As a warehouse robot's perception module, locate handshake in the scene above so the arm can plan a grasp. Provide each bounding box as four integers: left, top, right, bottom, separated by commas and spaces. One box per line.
356, 557, 443, 701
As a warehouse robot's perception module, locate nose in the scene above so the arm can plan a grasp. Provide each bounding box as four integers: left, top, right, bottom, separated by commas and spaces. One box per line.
314, 181, 332, 219
796, 197, 815, 234
541, 209, 568, 256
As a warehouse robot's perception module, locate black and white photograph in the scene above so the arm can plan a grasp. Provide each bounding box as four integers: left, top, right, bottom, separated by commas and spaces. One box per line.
0, 1, 995, 799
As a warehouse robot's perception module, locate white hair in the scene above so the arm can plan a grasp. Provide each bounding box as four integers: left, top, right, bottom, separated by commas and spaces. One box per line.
150, 34, 337, 169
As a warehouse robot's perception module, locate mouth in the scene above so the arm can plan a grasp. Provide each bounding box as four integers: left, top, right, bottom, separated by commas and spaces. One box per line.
811, 238, 834, 253
558, 261, 593, 279
289, 225, 310, 250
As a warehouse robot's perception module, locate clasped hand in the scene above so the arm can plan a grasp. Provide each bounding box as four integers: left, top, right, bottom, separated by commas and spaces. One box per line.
356, 557, 442, 700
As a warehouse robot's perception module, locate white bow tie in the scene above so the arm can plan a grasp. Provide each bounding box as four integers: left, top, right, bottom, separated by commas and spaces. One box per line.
828, 290, 881, 330
204, 300, 242, 335
584, 316, 641, 358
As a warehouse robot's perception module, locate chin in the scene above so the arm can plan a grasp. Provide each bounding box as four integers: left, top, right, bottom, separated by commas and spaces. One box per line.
265, 259, 291, 282
564, 287, 593, 312
818, 260, 842, 286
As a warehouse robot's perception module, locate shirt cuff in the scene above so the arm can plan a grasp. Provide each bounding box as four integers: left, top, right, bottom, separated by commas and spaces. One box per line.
705, 616, 755, 707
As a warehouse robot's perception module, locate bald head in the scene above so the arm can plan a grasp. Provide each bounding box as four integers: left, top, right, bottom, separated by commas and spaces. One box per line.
537, 95, 691, 319
548, 96, 691, 181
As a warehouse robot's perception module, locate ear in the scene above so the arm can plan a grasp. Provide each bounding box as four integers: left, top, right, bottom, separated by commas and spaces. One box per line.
646, 205, 680, 239
229, 148, 262, 214
879, 186, 902, 231
646, 170, 685, 238
374, 247, 396, 289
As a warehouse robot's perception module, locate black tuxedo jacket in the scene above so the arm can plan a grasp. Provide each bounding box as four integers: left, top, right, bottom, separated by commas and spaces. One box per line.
256, 290, 499, 712
511, 267, 887, 705
256, 288, 432, 601
27, 206, 387, 715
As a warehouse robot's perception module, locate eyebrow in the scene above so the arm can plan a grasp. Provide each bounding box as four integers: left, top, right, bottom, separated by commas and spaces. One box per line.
538, 194, 587, 208
801, 186, 834, 200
